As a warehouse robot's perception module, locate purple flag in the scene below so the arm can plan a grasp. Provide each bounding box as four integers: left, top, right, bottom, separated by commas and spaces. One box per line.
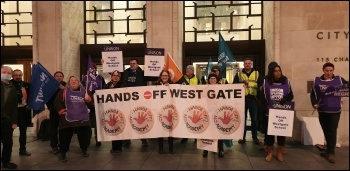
81, 55, 102, 92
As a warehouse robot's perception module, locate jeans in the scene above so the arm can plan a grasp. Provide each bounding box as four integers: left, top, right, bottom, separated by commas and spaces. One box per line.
242, 99, 258, 140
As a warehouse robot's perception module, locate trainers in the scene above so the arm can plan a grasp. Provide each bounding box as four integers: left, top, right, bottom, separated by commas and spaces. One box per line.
253, 138, 260, 145
238, 139, 246, 144
19, 150, 31, 156
2, 162, 18, 169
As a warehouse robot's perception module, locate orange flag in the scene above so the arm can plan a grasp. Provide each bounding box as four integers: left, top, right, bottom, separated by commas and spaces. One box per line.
165, 52, 182, 83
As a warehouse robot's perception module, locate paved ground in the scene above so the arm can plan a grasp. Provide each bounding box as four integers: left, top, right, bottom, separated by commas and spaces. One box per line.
2, 129, 349, 170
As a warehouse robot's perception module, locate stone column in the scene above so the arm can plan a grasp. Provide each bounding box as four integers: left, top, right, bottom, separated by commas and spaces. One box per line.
146, 1, 183, 70
32, 1, 62, 74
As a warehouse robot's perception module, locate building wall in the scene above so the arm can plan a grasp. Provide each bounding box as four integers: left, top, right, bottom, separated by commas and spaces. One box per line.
276, 1, 349, 145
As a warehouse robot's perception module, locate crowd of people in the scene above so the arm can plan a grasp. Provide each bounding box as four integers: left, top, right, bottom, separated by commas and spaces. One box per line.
1, 60, 347, 169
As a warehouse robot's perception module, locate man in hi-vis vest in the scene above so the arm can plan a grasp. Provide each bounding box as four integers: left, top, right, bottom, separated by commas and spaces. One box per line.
233, 58, 261, 145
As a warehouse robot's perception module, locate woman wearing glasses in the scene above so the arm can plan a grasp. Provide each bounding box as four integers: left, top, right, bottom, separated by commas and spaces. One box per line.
154, 70, 174, 154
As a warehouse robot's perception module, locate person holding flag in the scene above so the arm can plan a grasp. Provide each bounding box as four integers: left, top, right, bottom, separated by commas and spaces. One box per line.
54, 76, 93, 162
81, 57, 106, 147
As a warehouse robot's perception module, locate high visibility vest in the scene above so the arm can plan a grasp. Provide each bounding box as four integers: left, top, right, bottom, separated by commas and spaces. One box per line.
239, 70, 259, 96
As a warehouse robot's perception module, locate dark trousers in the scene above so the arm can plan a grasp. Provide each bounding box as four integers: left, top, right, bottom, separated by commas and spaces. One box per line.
158, 137, 173, 151
111, 140, 123, 151
49, 110, 59, 148
1, 121, 14, 164
59, 126, 90, 153
318, 112, 340, 155
88, 107, 98, 143
242, 99, 259, 140
264, 115, 286, 146
18, 106, 31, 151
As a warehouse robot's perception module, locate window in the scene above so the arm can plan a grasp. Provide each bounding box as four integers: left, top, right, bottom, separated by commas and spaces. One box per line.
84, 1, 146, 44
183, 1, 262, 42
1, 1, 33, 46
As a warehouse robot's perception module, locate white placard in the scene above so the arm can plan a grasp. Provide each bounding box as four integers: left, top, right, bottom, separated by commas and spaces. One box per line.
144, 55, 164, 76
267, 108, 294, 137
197, 139, 218, 152
102, 51, 123, 73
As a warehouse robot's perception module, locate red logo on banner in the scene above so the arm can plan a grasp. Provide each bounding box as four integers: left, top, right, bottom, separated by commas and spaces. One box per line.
144, 91, 152, 99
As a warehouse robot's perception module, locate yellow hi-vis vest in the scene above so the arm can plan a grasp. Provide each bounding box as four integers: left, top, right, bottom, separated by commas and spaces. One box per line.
239, 70, 259, 96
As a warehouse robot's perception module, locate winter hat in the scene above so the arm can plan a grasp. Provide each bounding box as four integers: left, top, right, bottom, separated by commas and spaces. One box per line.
186, 65, 194, 72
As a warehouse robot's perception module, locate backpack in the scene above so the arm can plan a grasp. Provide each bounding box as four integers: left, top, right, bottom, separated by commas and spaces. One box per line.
38, 118, 50, 141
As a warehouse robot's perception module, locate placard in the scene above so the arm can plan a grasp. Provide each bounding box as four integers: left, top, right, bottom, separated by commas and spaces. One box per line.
144, 48, 165, 76
102, 46, 123, 73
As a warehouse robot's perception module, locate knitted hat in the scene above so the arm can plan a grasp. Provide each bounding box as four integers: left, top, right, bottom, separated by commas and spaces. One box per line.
211, 65, 221, 72
186, 65, 194, 72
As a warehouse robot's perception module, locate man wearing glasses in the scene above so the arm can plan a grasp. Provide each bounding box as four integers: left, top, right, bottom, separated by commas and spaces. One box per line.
122, 58, 149, 147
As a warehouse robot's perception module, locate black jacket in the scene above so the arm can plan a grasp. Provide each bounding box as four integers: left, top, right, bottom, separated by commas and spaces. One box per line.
1, 81, 18, 124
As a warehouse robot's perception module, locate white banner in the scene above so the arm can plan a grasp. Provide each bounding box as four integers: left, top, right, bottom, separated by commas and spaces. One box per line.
94, 84, 245, 142
267, 109, 295, 137
197, 139, 218, 152
102, 51, 123, 73
144, 48, 165, 76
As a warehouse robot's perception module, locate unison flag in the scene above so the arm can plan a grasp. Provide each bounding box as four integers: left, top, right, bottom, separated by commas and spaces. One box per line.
165, 53, 182, 83
81, 55, 102, 92
27, 62, 60, 111
218, 32, 235, 78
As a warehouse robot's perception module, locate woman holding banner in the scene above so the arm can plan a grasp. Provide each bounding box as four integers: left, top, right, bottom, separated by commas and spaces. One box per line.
103, 70, 125, 153
202, 73, 224, 158
310, 62, 348, 163
154, 70, 175, 154
262, 64, 294, 162
54, 76, 92, 162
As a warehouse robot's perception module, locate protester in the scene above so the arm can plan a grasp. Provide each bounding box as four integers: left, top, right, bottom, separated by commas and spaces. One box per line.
122, 58, 149, 146
103, 70, 125, 153
54, 76, 92, 162
176, 65, 201, 144
10, 69, 31, 156
46, 71, 66, 154
262, 64, 293, 162
154, 70, 175, 154
202, 73, 224, 158
1, 65, 19, 169
233, 58, 261, 145
310, 62, 348, 163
